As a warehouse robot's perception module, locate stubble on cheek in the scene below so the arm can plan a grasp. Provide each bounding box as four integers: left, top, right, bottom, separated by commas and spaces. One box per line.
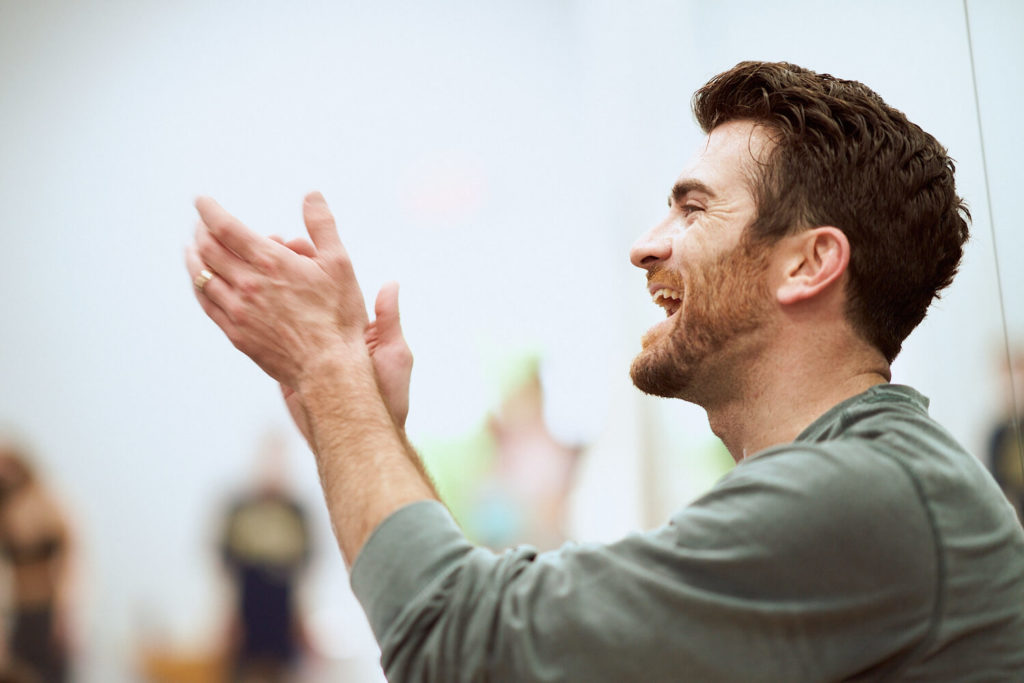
629, 241, 772, 399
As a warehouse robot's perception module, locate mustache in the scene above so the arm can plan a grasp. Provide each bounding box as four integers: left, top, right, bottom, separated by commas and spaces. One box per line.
645, 265, 686, 292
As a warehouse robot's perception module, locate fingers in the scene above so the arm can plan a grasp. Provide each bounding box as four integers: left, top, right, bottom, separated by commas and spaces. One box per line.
269, 235, 317, 257
195, 221, 251, 287
195, 196, 288, 271
373, 281, 403, 341
302, 192, 344, 254
285, 237, 317, 257
195, 196, 259, 262
185, 245, 239, 333
195, 194, 342, 276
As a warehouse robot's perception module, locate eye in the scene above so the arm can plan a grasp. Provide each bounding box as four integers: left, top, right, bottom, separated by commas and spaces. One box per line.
680, 204, 704, 217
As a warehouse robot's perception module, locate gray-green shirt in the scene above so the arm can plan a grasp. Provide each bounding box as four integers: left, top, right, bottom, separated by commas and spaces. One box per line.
351, 385, 1024, 681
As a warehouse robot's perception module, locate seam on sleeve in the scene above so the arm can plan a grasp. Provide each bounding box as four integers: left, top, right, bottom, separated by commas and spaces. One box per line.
874, 456, 946, 681
350, 499, 445, 583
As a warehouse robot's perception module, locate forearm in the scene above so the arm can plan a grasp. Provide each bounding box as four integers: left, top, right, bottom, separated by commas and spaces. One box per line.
188, 192, 437, 564
298, 342, 438, 565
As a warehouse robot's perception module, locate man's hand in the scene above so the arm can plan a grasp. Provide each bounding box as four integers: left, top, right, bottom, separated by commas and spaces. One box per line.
186, 192, 368, 391
264, 234, 412, 446
188, 192, 413, 446
186, 191, 438, 564
366, 281, 413, 429
281, 282, 412, 448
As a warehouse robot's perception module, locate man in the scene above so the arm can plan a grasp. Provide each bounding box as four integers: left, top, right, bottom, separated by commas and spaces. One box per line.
219, 432, 312, 682
186, 61, 1024, 680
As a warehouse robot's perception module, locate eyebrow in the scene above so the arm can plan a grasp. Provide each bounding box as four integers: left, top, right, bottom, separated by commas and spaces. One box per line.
668, 179, 717, 207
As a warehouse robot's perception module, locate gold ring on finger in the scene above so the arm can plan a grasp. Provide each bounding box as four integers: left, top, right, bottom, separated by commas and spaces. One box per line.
193, 268, 214, 292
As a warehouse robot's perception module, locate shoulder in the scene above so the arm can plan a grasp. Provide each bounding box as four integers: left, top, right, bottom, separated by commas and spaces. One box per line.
708, 441, 924, 523
668, 442, 937, 590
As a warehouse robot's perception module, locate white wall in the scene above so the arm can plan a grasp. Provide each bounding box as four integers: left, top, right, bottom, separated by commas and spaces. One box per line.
0, 1, 1020, 680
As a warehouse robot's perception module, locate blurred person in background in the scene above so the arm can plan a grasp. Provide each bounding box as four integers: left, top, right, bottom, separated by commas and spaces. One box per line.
185, 61, 1024, 679
0, 439, 73, 683
218, 432, 312, 683
987, 346, 1024, 520
472, 362, 582, 551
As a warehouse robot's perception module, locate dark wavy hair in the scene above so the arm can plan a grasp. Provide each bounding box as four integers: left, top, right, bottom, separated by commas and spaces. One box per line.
693, 61, 970, 362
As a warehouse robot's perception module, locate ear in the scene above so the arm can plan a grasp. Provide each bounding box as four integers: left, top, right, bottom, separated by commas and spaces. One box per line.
775, 227, 850, 306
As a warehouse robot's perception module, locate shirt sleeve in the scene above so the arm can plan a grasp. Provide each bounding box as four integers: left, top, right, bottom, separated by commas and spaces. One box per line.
350, 445, 939, 682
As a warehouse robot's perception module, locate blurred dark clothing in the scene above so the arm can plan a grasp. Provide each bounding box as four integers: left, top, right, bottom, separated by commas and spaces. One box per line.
9, 604, 66, 683
220, 491, 311, 682
988, 417, 1024, 520
0, 537, 61, 566
0, 449, 71, 683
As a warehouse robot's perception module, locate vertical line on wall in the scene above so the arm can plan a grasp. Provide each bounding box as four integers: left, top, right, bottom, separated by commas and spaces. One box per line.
963, 0, 1024, 469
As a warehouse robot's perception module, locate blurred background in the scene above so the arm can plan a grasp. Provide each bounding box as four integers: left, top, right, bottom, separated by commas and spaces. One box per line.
0, 0, 1021, 680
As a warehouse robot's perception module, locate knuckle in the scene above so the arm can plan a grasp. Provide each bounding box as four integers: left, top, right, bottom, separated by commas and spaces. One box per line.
230, 337, 251, 356
329, 251, 352, 271
236, 277, 261, 296
225, 328, 246, 350
253, 253, 278, 275
225, 303, 248, 327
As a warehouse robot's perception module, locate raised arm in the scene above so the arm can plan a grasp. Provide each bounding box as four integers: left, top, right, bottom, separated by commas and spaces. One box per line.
185, 192, 437, 564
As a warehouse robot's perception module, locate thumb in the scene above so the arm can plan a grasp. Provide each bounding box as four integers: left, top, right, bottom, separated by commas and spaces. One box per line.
302, 191, 343, 253
373, 281, 403, 340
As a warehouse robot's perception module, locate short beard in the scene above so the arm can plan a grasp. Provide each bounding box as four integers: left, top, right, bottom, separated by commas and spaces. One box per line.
630, 239, 772, 401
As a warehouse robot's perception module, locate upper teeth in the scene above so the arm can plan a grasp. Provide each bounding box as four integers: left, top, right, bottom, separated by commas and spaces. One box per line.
653, 288, 681, 302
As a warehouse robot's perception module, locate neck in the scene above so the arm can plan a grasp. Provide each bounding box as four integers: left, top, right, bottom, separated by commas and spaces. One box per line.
701, 331, 890, 462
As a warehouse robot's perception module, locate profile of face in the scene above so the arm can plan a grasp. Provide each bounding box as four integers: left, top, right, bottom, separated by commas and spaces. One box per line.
629, 121, 775, 402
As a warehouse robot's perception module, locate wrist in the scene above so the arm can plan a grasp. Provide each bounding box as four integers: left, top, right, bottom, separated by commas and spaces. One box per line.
295, 341, 373, 397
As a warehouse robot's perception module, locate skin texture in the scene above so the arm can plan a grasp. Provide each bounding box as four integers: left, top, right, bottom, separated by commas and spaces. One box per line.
630, 122, 776, 404
186, 192, 435, 566
629, 121, 891, 460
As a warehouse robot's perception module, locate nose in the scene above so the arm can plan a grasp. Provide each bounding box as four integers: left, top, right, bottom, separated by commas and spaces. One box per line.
630, 226, 672, 269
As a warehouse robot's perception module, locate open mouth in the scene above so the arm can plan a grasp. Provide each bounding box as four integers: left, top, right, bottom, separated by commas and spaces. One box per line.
652, 288, 683, 317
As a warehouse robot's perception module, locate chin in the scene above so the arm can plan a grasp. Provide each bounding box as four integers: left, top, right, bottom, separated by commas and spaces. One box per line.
630, 341, 693, 400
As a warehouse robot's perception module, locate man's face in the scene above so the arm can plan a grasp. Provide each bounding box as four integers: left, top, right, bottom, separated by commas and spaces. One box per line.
629, 120, 775, 402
